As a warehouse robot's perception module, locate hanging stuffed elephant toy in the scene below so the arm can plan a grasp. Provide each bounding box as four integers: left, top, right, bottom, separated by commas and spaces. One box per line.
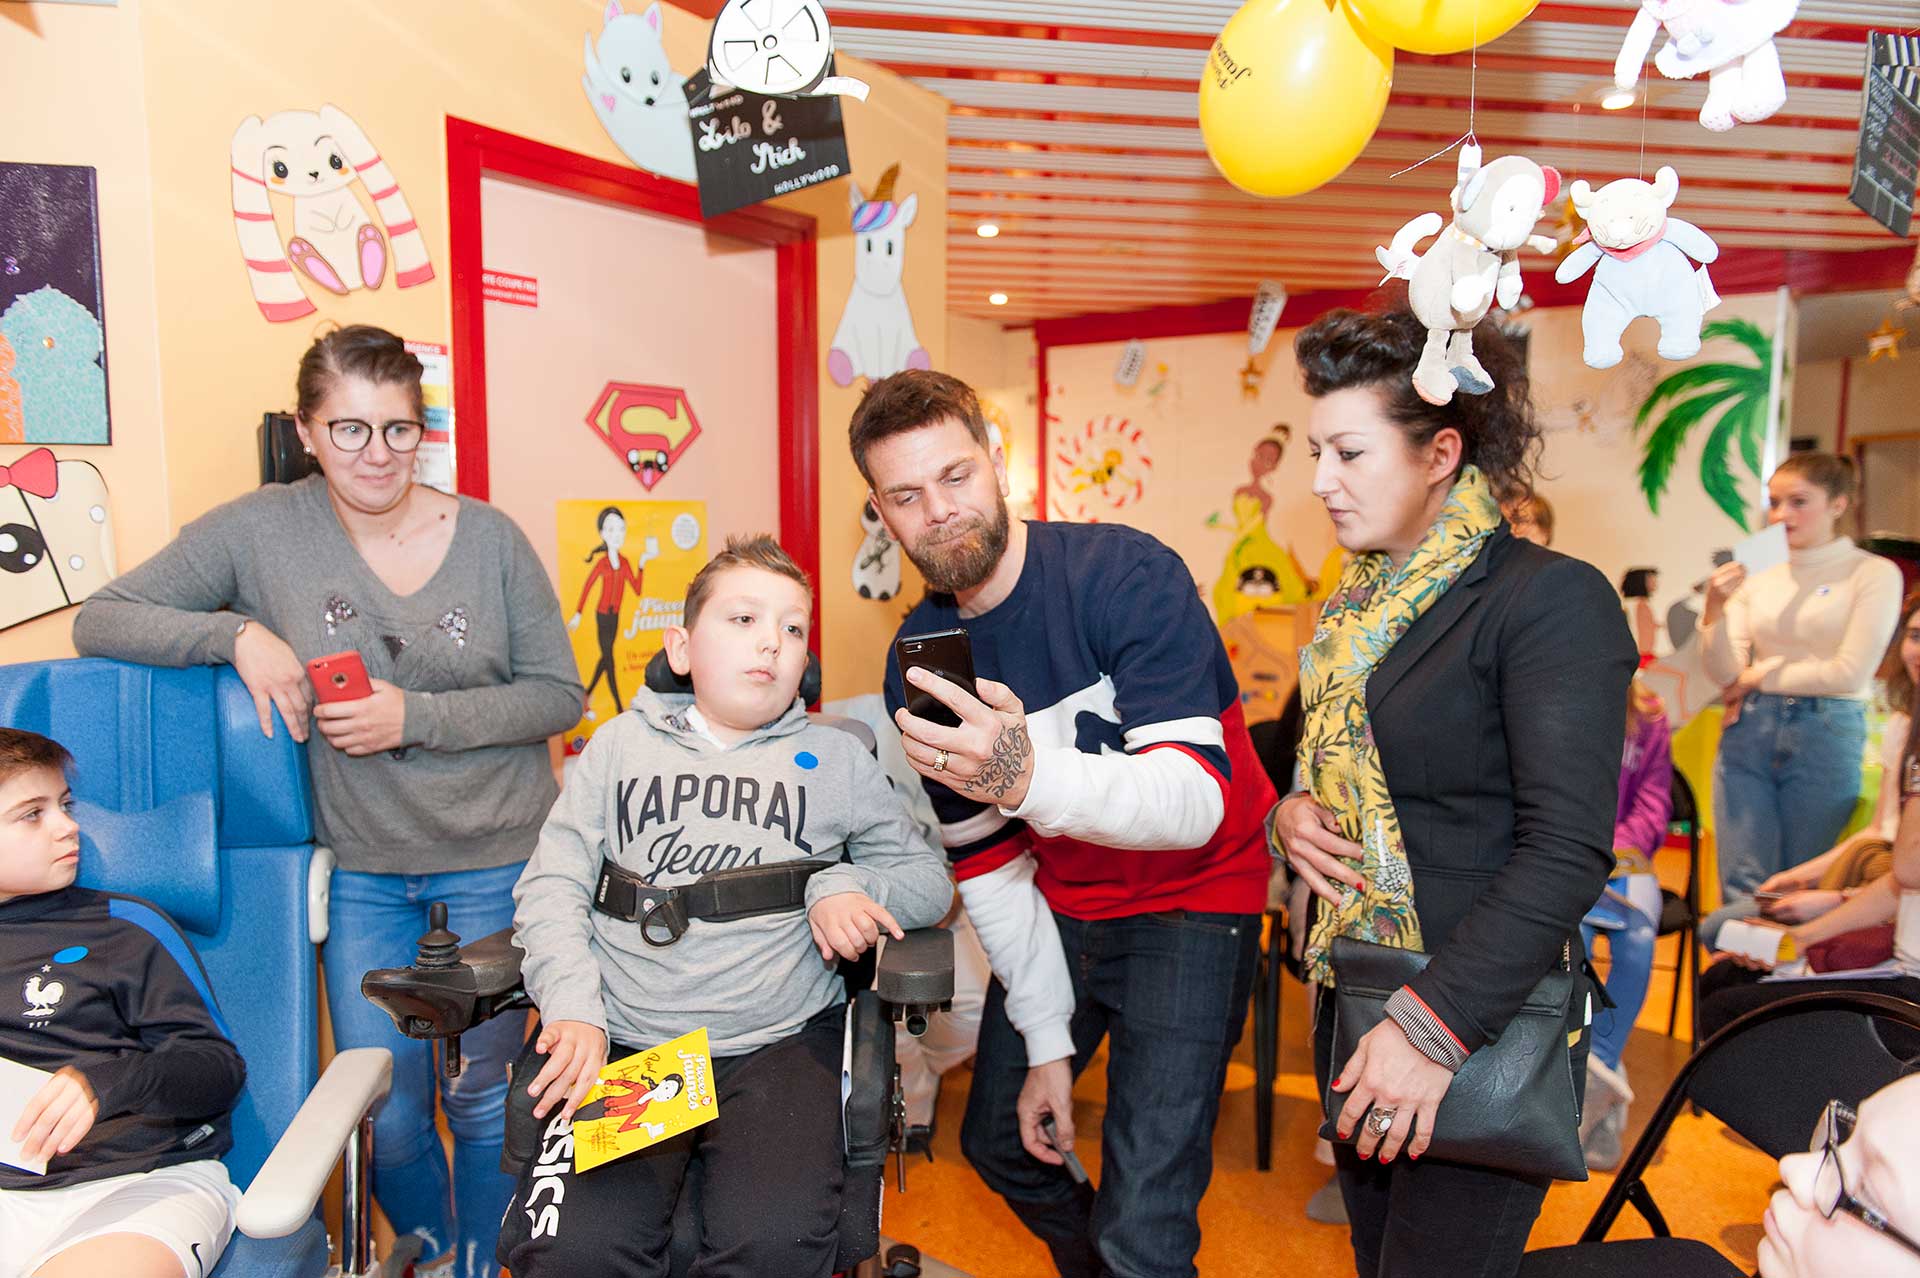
1376, 145, 1561, 406
1554, 166, 1721, 369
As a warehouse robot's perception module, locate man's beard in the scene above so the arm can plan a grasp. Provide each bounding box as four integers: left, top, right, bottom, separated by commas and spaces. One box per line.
904, 497, 1011, 594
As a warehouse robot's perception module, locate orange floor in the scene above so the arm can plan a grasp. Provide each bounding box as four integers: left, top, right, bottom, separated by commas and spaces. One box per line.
356, 844, 1776, 1277
884, 848, 1781, 1278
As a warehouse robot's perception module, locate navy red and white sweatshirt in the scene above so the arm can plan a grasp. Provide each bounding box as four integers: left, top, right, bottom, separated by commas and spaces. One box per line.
0, 887, 245, 1190
886, 520, 1274, 1065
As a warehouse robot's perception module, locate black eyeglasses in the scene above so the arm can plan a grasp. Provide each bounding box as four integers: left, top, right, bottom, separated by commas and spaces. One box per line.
326, 418, 425, 455
1810, 1099, 1920, 1259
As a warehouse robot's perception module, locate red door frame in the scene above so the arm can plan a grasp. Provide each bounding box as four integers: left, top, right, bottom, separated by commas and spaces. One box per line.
443, 117, 822, 613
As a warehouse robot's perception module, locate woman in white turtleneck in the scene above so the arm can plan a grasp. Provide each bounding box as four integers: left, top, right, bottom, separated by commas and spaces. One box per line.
1699, 453, 1904, 905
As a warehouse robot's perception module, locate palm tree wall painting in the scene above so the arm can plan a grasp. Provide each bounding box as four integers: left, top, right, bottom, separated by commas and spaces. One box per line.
1634, 319, 1777, 532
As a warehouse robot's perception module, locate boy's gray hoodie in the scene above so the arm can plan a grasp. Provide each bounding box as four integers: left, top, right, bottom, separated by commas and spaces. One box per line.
513, 689, 954, 1055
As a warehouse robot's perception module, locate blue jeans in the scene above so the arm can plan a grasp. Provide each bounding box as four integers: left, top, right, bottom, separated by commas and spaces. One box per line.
1580, 873, 1661, 1072
1713, 694, 1866, 902
960, 909, 1259, 1278
322, 862, 526, 1278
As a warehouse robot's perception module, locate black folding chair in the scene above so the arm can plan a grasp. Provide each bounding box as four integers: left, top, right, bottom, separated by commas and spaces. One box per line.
1247, 698, 1304, 1172
1520, 989, 1920, 1277
1661, 767, 1703, 1040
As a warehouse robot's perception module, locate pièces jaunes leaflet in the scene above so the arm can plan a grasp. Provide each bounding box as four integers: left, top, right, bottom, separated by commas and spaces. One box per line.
572, 1027, 718, 1172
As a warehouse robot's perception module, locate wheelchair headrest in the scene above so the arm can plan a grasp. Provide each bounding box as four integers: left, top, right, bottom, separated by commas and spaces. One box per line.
644, 647, 823, 706
0, 660, 315, 937
73, 796, 222, 935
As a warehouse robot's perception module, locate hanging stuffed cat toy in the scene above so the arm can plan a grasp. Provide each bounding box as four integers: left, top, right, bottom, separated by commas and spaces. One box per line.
1613, 1, 1799, 132
1375, 145, 1560, 406
1554, 166, 1721, 369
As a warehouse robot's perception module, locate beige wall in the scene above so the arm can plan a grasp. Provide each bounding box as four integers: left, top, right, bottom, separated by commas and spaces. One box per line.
1791, 354, 1920, 538
1046, 293, 1789, 641
0, 1, 172, 662
948, 313, 1039, 519
0, 0, 948, 700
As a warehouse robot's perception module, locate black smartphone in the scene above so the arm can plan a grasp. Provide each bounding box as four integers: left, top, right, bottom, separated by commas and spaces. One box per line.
895, 628, 976, 729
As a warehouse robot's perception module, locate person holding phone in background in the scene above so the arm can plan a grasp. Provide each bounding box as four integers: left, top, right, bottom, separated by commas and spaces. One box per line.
853, 369, 1275, 1278
72, 325, 584, 1278
1697, 454, 1903, 904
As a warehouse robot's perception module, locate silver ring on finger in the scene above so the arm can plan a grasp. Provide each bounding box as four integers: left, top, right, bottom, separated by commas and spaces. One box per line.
933, 748, 949, 772
1365, 1106, 1397, 1138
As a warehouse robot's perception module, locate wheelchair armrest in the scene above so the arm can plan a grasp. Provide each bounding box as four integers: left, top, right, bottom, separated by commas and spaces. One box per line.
360, 924, 529, 1041
876, 928, 954, 1037
235, 1048, 393, 1239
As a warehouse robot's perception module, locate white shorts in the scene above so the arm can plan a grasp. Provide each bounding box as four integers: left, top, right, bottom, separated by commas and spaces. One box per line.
0, 1159, 239, 1278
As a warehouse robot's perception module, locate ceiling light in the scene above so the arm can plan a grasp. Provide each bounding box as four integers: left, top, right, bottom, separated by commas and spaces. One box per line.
988, 292, 1009, 306
1601, 89, 1636, 110
976, 222, 1001, 238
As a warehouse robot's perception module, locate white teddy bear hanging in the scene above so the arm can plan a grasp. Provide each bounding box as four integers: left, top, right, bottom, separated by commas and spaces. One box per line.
1554, 166, 1722, 370
1613, 0, 1800, 132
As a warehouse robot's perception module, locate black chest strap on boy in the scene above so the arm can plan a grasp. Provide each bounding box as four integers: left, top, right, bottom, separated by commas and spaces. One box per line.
594, 856, 835, 947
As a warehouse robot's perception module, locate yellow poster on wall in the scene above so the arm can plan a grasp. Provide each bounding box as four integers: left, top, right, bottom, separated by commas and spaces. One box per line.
557, 499, 707, 754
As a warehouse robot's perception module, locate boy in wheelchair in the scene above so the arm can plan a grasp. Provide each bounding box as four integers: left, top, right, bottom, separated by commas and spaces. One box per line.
0, 730, 245, 1278
499, 536, 953, 1278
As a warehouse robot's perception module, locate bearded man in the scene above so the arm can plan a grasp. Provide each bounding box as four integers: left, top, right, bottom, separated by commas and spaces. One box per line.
850, 370, 1274, 1278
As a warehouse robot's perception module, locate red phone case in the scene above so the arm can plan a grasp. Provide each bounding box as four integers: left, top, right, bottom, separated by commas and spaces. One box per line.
308, 651, 373, 703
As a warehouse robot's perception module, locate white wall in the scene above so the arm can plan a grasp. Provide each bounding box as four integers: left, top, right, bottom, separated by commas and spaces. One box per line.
1045, 293, 1788, 644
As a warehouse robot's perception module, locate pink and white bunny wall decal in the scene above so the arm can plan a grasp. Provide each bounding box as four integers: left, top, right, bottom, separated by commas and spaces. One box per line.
229, 104, 436, 322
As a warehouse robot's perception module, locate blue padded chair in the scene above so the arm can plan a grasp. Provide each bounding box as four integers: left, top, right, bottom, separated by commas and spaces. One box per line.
0, 658, 392, 1277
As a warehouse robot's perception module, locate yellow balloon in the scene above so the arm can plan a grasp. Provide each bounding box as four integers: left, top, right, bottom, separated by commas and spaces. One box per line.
1199, 0, 1394, 200
1343, 0, 1538, 56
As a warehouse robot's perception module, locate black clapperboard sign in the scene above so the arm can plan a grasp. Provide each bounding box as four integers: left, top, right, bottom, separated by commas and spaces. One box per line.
1848, 31, 1920, 237
682, 63, 851, 220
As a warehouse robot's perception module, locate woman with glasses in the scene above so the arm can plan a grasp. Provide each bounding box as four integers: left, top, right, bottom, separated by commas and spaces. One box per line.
73, 324, 583, 1278
1763, 1082, 1920, 1275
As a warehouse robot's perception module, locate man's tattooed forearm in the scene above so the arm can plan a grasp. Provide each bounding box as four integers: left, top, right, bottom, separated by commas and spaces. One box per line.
974, 722, 1032, 800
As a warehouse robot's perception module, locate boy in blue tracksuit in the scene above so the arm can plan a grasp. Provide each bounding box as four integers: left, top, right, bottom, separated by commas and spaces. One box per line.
0, 728, 246, 1278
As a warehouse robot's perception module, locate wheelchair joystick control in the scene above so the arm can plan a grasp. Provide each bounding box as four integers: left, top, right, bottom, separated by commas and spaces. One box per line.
417, 902, 462, 969
416, 902, 467, 1077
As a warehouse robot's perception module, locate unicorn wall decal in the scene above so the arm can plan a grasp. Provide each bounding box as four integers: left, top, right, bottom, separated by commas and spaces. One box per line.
229, 104, 435, 322
827, 164, 930, 387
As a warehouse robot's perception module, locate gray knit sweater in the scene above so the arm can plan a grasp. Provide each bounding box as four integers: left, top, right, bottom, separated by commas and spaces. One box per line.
72, 476, 584, 874
513, 689, 954, 1054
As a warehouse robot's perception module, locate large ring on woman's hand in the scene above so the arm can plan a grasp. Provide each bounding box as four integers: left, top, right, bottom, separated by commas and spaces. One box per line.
932, 749, 950, 773
1365, 1107, 1397, 1138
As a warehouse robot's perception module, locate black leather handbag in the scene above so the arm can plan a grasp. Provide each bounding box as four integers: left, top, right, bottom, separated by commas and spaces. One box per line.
1318, 935, 1591, 1181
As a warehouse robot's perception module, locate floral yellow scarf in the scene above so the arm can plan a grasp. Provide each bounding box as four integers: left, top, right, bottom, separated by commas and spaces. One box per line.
1288, 465, 1503, 985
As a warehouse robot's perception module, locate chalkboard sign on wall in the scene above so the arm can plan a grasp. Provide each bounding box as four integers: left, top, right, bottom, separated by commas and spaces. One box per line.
1849, 31, 1920, 237
683, 66, 852, 220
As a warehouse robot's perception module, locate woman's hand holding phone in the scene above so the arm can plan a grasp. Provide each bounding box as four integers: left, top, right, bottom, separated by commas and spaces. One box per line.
314, 679, 409, 756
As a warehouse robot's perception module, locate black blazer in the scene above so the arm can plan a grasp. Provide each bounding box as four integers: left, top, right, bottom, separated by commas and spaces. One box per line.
1367, 528, 1637, 1054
